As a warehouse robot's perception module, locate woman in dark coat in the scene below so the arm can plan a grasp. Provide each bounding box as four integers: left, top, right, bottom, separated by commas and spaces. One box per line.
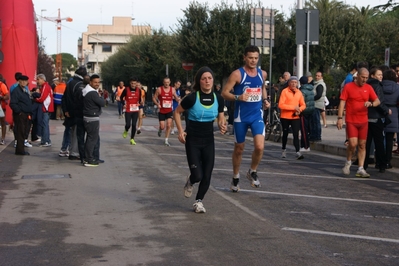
381, 69, 399, 168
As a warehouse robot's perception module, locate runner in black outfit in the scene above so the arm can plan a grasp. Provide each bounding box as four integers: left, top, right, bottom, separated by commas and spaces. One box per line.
174, 67, 226, 213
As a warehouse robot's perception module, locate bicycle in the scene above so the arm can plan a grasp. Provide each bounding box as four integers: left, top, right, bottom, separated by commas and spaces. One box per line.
265, 106, 282, 142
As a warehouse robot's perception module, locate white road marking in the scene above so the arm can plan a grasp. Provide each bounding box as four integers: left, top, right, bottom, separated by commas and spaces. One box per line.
214, 187, 399, 206
281, 227, 399, 244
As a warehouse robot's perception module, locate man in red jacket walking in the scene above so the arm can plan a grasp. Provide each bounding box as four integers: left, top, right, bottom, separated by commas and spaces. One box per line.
35, 74, 54, 147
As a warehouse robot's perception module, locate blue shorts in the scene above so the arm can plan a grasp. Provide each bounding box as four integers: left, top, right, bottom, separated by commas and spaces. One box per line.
234, 118, 265, 144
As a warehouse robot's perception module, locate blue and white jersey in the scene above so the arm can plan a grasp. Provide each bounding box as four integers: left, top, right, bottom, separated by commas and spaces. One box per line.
233, 67, 264, 122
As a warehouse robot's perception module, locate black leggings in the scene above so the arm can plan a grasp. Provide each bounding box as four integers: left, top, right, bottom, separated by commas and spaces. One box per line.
125, 112, 139, 139
185, 135, 215, 201
281, 118, 300, 152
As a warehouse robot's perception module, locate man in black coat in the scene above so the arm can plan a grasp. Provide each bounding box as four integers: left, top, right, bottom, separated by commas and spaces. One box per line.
9, 75, 32, 155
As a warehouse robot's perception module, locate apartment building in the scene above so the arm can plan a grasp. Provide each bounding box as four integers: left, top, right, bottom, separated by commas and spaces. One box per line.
78, 17, 151, 74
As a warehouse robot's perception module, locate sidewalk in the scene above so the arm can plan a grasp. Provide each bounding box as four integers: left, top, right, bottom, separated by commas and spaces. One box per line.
284, 114, 399, 168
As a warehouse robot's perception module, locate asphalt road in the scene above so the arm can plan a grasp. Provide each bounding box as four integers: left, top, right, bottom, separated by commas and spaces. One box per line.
0, 104, 398, 266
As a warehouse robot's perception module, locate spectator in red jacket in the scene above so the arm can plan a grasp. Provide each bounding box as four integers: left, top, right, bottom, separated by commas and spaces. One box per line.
35, 74, 54, 147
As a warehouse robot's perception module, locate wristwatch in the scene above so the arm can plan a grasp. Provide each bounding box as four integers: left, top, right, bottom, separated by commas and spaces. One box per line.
234, 95, 239, 101
337, 117, 343, 120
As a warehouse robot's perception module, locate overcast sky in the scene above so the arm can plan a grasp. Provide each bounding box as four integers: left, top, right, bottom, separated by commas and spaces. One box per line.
32, 0, 386, 57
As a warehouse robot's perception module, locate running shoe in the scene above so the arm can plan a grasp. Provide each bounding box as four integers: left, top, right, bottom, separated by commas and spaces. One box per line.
137, 129, 141, 135
158, 128, 162, 137
281, 149, 286, 158
230, 177, 240, 192
296, 152, 304, 160
24, 140, 33, 148
356, 168, 370, 178
130, 139, 136, 145
246, 170, 261, 188
171, 130, 175, 135
84, 161, 99, 167
0, 139, 4, 145
59, 150, 69, 157
193, 200, 206, 213
122, 130, 128, 138
184, 175, 193, 198
342, 161, 351, 175
40, 142, 52, 147
164, 140, 170, 146
33, 137, 41, 143
300, 147, 310, 152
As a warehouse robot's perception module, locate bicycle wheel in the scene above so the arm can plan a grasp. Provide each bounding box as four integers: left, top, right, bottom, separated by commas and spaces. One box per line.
265, 123, 272, 140
273, 122, 283, 142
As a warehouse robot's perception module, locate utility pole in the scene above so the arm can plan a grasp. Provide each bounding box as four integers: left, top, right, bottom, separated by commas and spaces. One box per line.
296, 0, 304, 78
40, 9, 46, 48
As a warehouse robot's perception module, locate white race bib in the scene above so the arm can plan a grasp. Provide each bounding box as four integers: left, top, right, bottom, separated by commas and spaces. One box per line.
129, 104, 139, 112
162, 100, 172, 108
245, 88, 262, 102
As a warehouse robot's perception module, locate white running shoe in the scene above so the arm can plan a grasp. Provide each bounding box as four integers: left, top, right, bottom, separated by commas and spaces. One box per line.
59, 150, 69, 157
24, 140, 32, 148
246, 170, 261, 188
230, 177, 240, 192
281, 149, 286, 158
356, 168, 370, 178
193, 200, 206, 213
184, 175, 193, 198
342, 161, 351, 175
171, 130, 175, 135
300, 147, 310, 152
164, 140, 170, 146
296, 152, 304, 160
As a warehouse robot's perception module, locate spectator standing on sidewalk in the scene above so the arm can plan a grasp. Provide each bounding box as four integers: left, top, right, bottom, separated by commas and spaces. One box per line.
381, 69, 399, 169
299, 76, 315, 152
279, 76, 306, 159
35, 74, 54, 147
9, 75, 32, 155
310, 71, 326, 142
364, 68, 390, 173
337, 68, 380, 178
82, 74, 105, 167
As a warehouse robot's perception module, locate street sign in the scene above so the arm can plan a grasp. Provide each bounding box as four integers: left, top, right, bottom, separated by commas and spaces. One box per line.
182, 62, 194, 71
296, 9, 319, 45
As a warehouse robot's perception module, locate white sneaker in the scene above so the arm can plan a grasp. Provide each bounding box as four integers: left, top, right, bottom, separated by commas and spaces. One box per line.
171, 130, 175, 135
230, 177, 240, 192
356, 168, 370, 178
24, 140, 32, 148
59, 150, 69, 157
300, 147, 310, 152
164, 140, 170, 146
184, 175, 193, 198
296, 152, 304, 160
281, 149, 286, 158
193, 200, 206, 213
246, 169, 261, 188
342, 161, 351, 175
40, 142, 52, 147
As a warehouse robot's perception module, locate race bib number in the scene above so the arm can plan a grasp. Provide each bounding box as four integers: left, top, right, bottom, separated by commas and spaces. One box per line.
162, 100, 172, 108
245, 88, 262, 102
129, 104, 139, 112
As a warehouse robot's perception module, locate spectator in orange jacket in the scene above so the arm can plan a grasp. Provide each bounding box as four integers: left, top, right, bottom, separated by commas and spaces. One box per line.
278, 76, 306, 159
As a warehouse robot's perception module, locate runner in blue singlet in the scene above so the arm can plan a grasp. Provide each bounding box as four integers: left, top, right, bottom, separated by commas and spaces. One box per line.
221, 45, 269, 191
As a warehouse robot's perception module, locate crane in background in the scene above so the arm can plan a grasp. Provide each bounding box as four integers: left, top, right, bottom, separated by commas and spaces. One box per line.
42, 9, 72, 80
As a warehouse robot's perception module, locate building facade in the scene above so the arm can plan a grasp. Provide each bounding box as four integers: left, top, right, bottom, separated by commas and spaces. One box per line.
78, 17, 151, 75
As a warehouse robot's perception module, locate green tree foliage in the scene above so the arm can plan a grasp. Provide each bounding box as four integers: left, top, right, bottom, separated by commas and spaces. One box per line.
51, 53, 77, 80
176, 1, 251, 84
101, 30, 185, 89
37, 47, 54, 84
